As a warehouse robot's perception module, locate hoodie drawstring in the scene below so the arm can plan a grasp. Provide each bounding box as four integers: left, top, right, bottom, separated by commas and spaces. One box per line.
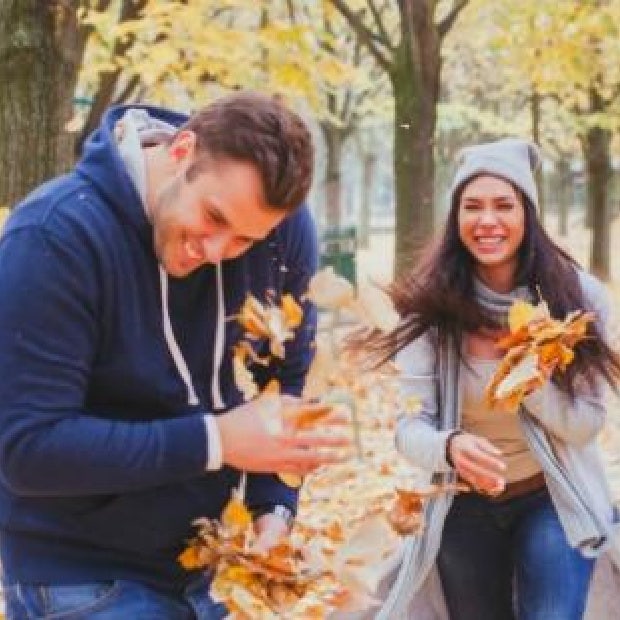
159, 265, 227, 410
159, 263, 226, 410
159, 266, 200, 406
211, 262, 225, 410
159, 263, 248, 493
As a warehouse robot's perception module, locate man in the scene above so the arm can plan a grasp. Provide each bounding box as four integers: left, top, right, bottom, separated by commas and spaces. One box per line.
0, 92, 346, 618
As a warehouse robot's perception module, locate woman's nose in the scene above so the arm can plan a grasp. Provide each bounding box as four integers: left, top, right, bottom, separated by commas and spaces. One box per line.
478, 207, 498, 225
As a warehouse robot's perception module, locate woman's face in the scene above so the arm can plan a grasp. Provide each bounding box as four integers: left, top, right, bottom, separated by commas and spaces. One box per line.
458, 175, 525, 285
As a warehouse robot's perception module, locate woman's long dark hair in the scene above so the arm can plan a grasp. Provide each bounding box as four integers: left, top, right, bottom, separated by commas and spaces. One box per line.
349, 181, 620, 397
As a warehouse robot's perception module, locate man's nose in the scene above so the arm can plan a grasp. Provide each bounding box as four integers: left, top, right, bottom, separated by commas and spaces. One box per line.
201, 234, 229, 263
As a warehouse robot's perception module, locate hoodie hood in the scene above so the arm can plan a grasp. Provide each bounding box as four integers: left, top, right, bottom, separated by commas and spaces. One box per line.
75, 104, 189, 240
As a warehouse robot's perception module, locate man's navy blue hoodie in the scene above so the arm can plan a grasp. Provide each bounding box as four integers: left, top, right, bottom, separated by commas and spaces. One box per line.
0, 106, 317, 590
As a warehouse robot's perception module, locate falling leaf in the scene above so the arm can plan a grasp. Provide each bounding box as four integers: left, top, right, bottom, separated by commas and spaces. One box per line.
282, 293, 303, 329
236, 293, 300, 360
283, 402, 335, 430
334, 515, 399, 597
178, 546, 204, 570
306, 266, 355, 310
278, 473, 303, 488
238, 294, 270, 339
302, 336, 341, 399
387, 483, 470, 536
351, 283, 400, 333
233, 345, 259, 401
221, 495, 253, 534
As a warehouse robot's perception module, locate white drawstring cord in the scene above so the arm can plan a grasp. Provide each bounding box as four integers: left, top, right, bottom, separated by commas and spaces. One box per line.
159, 265, 199, 406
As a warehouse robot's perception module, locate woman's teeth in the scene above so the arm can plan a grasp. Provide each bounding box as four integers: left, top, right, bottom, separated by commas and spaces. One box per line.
476, 236, 504, 245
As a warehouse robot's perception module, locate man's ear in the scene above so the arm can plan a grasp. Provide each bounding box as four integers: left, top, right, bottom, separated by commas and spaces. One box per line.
169, 130, 197, 164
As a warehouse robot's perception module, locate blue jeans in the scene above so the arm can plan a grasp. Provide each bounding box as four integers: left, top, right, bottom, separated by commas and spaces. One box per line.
437, 488, 594, 620
3, 575, 228, 620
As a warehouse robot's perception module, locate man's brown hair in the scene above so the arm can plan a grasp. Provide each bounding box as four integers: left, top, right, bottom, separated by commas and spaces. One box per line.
182, 91, 314, 211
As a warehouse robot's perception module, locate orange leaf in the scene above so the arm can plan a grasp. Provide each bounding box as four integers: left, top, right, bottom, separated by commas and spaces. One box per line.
221, 496, 253, 533
178, 546, 203, 570
282, 293, 303, 328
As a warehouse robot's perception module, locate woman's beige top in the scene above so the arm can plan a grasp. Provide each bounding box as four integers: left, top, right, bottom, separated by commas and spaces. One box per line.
461, 356, 541, 483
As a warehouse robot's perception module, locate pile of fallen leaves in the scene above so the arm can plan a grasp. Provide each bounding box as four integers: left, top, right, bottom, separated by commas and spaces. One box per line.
485, 298, 595, 411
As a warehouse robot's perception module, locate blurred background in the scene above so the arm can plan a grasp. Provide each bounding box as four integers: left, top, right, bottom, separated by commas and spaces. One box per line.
1, 0, 619, 287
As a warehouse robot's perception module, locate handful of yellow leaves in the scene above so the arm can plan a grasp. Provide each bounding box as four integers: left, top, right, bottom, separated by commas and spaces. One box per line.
178, 493, 343, 619
485, 299, 594, 411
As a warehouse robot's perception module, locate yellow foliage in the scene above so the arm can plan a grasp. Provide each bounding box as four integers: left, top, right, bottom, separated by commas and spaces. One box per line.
178, 546, 203, 570
77, 0, 356, 112
281, 294, 303, 329
0, 207, 9, 231
221, 496, 253, 533
508, 300, 538, 332
487, 298, 595, 411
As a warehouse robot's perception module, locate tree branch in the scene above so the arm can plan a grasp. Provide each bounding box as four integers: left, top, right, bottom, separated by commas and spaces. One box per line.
438, 0, 468, 39
365, 0, 393, 50
285, 0, 296, 23
76, 0, 148, 153
329, 0, 392, 73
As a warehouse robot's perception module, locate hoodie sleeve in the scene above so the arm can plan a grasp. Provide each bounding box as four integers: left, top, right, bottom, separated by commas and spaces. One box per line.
276, 204, 319, 396
245, 205, 319, 515
0, 226, 209, 497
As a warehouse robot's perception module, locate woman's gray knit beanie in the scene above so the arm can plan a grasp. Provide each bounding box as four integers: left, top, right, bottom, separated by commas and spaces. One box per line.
449, 137, 542, 210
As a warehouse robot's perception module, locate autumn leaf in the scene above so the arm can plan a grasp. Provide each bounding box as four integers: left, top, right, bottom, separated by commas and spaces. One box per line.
487, 299, 595, 410
233, 344, 259, 402
178, 546, 203, 570
236, 293, 301, 359
387, 483, 470, 536
281, 293, 303, 329
221, 495, 253, 535
494, 352, 541, 399
508, 299, 549, 332
350, 282, 400, 333
306, 266, 355, 310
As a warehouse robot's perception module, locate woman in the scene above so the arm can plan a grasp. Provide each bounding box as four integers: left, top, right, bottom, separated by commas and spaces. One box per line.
360, 138, 620, 619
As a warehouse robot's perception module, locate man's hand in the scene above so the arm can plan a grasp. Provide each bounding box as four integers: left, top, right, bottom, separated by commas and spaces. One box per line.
215, 396, 351, 475
448, 432, 506, 495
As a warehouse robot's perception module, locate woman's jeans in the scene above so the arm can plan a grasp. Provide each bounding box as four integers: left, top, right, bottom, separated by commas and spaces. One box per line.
3, 574, 228, 620
437, 487, 594, 620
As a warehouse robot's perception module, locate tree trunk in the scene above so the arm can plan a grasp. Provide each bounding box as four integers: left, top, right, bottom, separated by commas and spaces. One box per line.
0, 1, 83, 208
530, 89, 545, 223
358, 151, 377, 249
584, 123, 611, 279
392, 0, 439, 275
321, 122, 346, 230
556, 158, 571, 237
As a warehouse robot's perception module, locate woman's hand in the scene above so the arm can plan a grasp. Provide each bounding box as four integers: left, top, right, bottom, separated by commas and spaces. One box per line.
448, 432, 506, 495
